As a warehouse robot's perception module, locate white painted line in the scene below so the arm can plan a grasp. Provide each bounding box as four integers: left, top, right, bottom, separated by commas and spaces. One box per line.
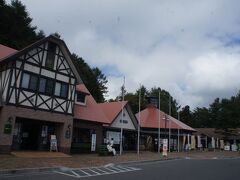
54, 171, 78, 178
92, 167, 109, 174
79, 169, 92, 176
109, 166, 124, 172
103, 167, 118, 173
71, 170, 81, 177
125, 166, 141, 171
104, 163, 114, 167
88, 168, 101, 175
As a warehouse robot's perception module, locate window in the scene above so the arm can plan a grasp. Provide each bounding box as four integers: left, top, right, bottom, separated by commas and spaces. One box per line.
54, 82, 68, 98
21, 72, 38, 91
60, 83, 68, 98
29, 74, 38, 91
77, 93, 86, 103
45, 42, 56, 69
120, 120, 128, 124
45, 79, 54, 95
39, 78, 47, 93
21, 73, 30, 88
54, 82, 61, 96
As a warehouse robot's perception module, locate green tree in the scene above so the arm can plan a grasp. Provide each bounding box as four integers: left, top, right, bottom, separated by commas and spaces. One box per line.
0, 0, 44, 49
149, 87, 180, 118
192, 107, 210, 127
72, 54, 107, 103
179, 105, 194, 127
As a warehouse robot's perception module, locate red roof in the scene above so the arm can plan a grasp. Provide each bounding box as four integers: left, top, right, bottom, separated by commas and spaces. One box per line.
74, 84, 109, 124
135, 105, 196, 131
75, 84, 90, 94
98, 101, 128, 124
0, 44, 18, 60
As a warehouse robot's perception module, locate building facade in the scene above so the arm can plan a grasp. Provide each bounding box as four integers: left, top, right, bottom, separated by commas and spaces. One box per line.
0, 36, 81, 153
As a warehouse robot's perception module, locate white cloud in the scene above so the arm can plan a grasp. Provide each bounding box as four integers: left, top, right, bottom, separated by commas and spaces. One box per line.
15, 0, 240, 108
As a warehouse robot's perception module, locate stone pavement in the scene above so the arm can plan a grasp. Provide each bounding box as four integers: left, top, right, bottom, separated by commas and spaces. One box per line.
0, 150, 239, 170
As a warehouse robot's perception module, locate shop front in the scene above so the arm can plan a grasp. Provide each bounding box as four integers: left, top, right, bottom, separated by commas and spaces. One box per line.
12, 118, 57, 151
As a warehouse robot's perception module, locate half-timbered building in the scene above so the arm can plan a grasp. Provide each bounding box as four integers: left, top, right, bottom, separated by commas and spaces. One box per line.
0, 35, 81, 153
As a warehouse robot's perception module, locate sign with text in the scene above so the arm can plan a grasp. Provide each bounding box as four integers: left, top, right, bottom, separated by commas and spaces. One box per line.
162, 139, 168, 156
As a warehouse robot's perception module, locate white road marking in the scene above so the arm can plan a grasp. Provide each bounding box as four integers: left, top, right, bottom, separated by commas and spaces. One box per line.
54, 165, 141, 178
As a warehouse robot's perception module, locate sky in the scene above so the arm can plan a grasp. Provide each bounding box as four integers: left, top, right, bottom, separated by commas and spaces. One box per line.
12, 0, 240, 108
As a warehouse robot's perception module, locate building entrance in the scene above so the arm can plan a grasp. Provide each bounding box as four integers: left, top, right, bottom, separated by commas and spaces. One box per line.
12, 118, 55, 151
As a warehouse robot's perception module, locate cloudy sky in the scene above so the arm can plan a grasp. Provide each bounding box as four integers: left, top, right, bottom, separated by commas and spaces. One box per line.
16, 0, 240, 108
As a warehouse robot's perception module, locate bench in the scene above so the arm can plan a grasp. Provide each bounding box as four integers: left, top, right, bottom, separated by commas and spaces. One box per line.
98, 144, 113, 156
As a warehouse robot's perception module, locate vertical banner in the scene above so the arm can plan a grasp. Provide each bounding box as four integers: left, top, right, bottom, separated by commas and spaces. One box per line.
162, 139, 168, 156
197, 135, 202, 148
91, 134, 96, 152
183, 135, 186, 150
211, 137, 215, 149
191, 135, 195, 149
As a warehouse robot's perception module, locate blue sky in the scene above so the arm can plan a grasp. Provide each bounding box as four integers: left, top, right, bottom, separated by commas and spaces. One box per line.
10, 0, 240, 108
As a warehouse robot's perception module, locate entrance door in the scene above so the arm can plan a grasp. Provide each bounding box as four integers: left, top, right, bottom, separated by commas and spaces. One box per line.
21, 122, 40, 150
12, 118, 56, 151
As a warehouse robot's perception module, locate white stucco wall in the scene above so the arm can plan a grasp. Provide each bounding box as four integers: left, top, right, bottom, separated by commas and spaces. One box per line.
110, 107, 136, 130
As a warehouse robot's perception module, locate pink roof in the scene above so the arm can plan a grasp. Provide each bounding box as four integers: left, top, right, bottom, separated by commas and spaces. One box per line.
0, 44, 18, 60
135, 105, 196, 131
98, 101, 128, 124
74, 84, 109, 124
76, 84, 90, 94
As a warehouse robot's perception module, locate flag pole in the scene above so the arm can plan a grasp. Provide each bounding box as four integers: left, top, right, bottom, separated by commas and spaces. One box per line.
158, 90, 161, 153
137, 84, 141, 155
177, 111, 180, 152
120, 76, 125, 155
168, 95, 171, 153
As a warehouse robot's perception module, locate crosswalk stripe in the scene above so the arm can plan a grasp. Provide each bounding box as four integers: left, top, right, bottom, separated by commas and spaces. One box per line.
55, 165, 141, 178
92, 168, 109, 174
71, 170, 81, 177
103, 167, 118, 173
109, 166, 124, 172
88, 168, 101, 175
79, 169, 92, 176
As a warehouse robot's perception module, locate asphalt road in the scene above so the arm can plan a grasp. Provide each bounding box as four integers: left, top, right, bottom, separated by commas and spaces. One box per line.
1, 158, 240, 180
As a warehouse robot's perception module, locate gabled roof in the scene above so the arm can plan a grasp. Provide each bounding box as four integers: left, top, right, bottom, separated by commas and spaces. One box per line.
74, 84, 109, 124
0, 35, 82, 84
0, 44, 18, 60
76, 84, 90, 95
98, 101, 128, 124
135, 105, 196, 131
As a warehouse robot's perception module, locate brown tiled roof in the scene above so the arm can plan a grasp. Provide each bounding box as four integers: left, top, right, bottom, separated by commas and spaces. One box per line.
98, 101, 128, 124
74, 84, 109, 124
0, 44, 18, 60
135, 105, 196, 131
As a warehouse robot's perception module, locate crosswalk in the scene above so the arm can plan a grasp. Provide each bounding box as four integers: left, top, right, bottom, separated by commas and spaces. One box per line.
55, 165, 141, 178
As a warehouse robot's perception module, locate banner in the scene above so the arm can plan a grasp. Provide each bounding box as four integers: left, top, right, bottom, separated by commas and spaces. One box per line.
91, 134, 96, 152
162, 139, 168, 156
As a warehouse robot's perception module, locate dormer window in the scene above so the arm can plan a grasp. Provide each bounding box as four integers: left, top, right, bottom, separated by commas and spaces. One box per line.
45, 42, 56, 69
76, 92, 86, 105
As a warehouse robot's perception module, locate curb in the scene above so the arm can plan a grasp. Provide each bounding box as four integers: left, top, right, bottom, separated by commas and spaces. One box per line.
114, 157, 183, 166
0, 157, 182, 176
0, 166, 59, 176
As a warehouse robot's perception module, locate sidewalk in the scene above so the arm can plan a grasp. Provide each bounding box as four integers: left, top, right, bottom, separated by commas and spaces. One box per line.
0, 150, 239, 170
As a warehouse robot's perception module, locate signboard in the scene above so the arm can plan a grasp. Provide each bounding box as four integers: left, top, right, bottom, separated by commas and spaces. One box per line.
162, 139, 168, 156
50, 135, 58, 152
91, 134, 96, 152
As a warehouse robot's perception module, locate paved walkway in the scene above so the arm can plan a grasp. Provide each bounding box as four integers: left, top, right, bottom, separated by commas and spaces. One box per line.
0, 150, 239, 170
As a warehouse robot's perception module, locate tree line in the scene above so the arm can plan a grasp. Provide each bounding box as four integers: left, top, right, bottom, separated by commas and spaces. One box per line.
0, 0, 108, 103
180, 93, 240, 129
2, 0, 240, 130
